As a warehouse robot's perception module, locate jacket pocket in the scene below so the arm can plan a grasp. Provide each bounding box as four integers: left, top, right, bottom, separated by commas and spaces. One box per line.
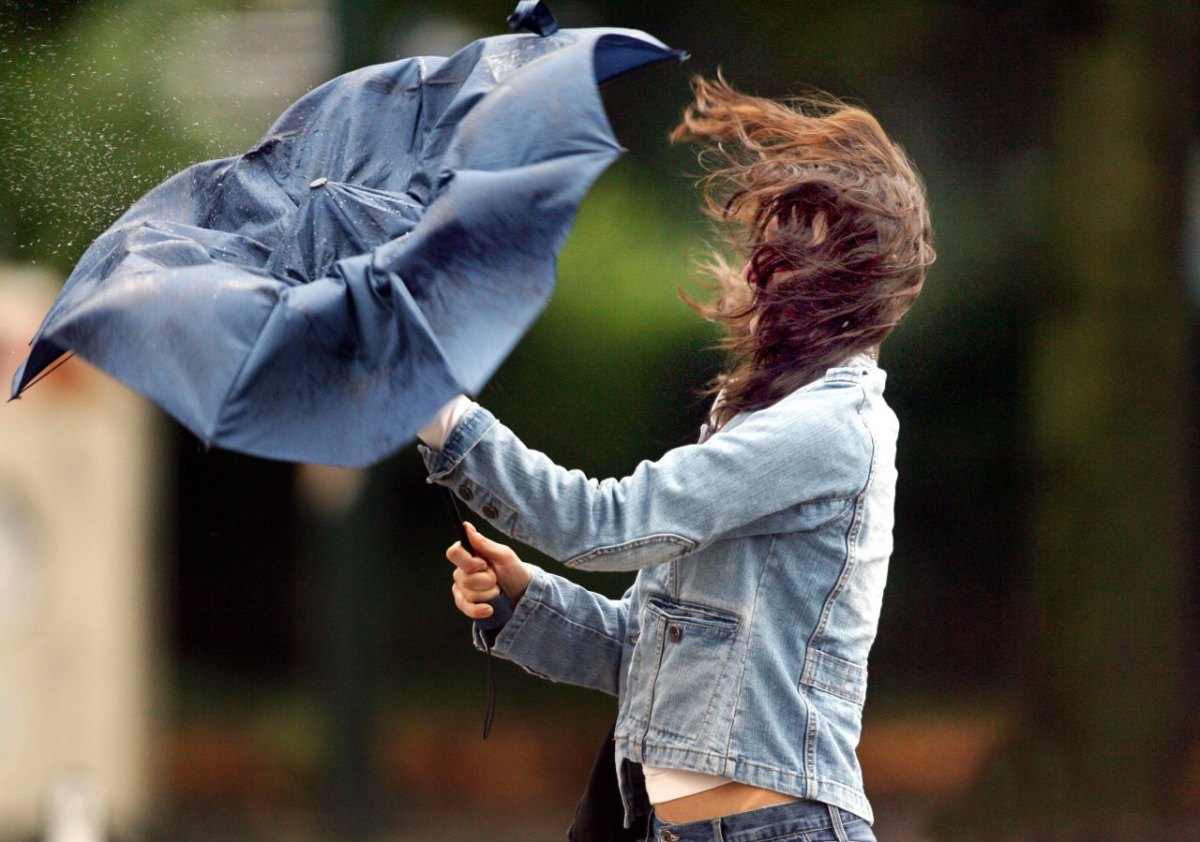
797, 647, 868, 789
799, 647, 867, 706
628, 597, 741, 748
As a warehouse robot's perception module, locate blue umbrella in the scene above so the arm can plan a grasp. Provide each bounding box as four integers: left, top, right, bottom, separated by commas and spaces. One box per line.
10, 3, 683, 468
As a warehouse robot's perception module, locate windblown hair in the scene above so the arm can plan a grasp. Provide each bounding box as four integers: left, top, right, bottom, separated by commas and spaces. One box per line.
672, 76, 935, 429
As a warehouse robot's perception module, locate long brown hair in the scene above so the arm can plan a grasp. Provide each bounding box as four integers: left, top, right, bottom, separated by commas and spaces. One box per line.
672, 76, 934, 429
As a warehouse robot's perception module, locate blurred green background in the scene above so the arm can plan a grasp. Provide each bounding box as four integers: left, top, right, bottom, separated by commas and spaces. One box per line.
0, 0, 1198, 839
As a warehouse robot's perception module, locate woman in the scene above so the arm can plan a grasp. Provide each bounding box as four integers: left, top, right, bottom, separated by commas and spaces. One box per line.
419, 76, 933, 842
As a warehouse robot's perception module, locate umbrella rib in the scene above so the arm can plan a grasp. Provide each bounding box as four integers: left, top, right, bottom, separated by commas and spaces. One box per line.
10, 352, 77, 398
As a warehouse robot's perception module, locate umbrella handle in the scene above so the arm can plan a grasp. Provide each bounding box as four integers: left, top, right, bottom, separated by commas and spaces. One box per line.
441, 485, 511, 739
440, 486, 514, 632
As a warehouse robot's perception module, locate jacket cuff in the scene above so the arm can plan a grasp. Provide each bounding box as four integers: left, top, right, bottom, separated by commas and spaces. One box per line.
419, 404, 498, 481
417, 395, 476, 450
471, 564, 550, 653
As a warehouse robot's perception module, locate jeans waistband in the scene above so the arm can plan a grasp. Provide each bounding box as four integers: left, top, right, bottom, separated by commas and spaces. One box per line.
649, 799, 873, 842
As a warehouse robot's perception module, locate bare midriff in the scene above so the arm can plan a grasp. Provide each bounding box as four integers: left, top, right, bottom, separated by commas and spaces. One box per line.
653, 781, 801, 824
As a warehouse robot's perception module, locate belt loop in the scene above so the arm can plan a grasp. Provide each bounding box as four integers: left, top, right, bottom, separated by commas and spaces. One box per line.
711, 816, 725, 842
828, 804, 849, 842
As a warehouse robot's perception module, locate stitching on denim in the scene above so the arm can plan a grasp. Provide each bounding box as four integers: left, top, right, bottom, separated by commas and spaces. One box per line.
791, 385, 878, 788
428, 414, 499, 479
800, 649, 867, 705
528, 600, 629, 648
801, 685, 819, 799
703, 802, 859, 842
639, 609, 668, 754
808, 382, 873, 648
814, 777, 871, 808
743, 812, 868, 842
468, 442, 524, 540
643, 597, 740, 628
829, 804, 849, 842
617, 743, 872, 820
491, 582, 536, 654
756, 824, 825, 842
642, 601, 741, 743
631, 743, 868, 800
780, 496, 857, 535
564, 533, 697, 568
723, 533, 774, 761
499, 576, 621, 664
508, 599, 624, 693
631, 739, 730, 764
623, 610, 656, 735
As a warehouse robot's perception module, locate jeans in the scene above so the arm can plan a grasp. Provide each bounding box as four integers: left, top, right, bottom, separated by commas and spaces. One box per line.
647, 800, 876, 842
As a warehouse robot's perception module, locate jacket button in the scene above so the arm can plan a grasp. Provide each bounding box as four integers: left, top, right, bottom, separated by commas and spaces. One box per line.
628, 633, 639, 644
668, 625, 683, 643
482, 503, 499, 520
659, 830, 680, 842
457, 483, 474, 501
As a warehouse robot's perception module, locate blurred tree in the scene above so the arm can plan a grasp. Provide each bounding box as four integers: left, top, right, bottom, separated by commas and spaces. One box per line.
940, 1, 1199, 835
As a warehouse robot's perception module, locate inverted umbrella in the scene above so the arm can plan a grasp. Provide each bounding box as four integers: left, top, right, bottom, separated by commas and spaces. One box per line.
10, 3, 683, 468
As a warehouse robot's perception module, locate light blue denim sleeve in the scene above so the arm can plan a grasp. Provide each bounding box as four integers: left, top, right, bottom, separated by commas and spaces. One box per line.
420, 377, 872, 571
475, 566, 632, 696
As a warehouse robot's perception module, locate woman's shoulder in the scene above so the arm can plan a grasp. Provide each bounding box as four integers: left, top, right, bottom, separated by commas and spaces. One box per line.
731, 356, 886, 426
713, 358, 890, 478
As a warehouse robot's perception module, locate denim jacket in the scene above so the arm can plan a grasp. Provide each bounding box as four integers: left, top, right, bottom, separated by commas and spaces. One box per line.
421, 355, 896, 825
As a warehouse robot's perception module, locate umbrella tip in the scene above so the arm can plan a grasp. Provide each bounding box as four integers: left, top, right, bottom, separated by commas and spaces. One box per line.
507, 1, 558, 37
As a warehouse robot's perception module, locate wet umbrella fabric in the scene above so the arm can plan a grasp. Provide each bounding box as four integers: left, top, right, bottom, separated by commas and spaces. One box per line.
11, 25, 681, 466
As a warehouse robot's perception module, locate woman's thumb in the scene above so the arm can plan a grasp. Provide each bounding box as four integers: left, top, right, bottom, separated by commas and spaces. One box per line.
463, 522, 532, 604
464, 522, 517, 569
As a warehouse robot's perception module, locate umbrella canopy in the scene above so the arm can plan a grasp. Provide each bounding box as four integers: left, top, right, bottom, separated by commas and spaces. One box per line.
10, 9, 682, 467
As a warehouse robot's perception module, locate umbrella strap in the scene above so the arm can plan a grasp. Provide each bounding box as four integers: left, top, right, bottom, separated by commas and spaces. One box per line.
438, 485, 502, 739
483, 643, 498, 739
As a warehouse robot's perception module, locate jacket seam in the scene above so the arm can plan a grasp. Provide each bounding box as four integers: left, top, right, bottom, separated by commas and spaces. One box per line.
808, 383, 875, 647
802, 685, 818, 799
723, 533, 774, 764
799, 382, 873, 796
639, 611, 668, 756
785, 495, 858, 534
564, 533, 697, 568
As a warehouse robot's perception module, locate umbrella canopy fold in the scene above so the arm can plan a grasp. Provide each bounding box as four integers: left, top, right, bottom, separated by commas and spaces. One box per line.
12, 22, 682, 467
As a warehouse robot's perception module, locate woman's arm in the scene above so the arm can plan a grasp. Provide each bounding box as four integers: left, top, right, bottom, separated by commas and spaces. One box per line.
446, 523, 634, 695
422, 373, 877, 571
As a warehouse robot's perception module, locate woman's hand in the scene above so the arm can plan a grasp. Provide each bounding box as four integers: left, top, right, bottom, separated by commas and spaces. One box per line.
447, 522, 533, 620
